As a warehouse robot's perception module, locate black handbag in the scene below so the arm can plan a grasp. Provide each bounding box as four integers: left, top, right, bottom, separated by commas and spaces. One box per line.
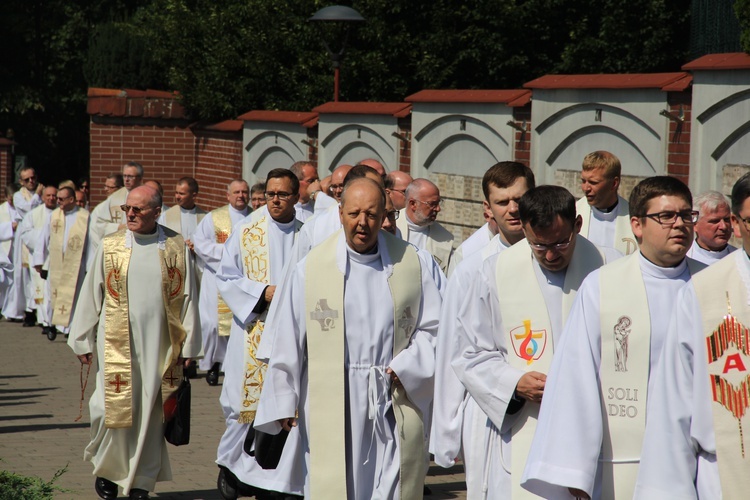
243, 421, 289, 469
164, 376, 191, 446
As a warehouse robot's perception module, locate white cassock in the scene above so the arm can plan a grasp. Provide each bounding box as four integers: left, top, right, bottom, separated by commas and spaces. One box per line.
158, 206, 201, 241
67, 228, 201, 495
0, 248, 13, 300
87, 187, 129, 260
686, 240, 737, 266
313, 191, 337, 213
254, 232, 442, 498
431, 234, 509, 498
0, 201, 18, 309
293, 200, 314, 222
446, 222, 493, 276
192, 205, 249, 370
20, 205, 54, 320
215, 207, 304, 494
521, 253, 694, 499
13, 188, 41, 219
33, 207, 88, 333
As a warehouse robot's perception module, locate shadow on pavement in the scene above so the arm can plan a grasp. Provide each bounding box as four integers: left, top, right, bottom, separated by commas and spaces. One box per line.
154, 489, 223, 499
0, 386, 59, 393
0, 422, 90, 433
0, 413, 53, 421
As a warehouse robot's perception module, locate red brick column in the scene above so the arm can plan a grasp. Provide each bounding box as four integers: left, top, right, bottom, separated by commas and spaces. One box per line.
0, 139, 15, 195
193, 128, 243, 210
665, 92, 692, 185
512, 107, 531, 167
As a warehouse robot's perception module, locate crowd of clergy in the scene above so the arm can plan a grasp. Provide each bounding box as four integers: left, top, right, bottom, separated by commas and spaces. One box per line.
1, 150, 748, 500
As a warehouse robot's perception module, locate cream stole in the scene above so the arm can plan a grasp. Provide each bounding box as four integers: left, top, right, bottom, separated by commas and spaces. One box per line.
212, 205, 234, 336
49, 208, 89, 326
577, 196, 638, 256
101, 228, 187, 428
599, 254, 702, 498
30, 207, 48, 304
694, 251, 750, 499
305, 231, 425, 500
106, 187, 128, 225
164, 205, 206, 234
395, 210, 454, 273
237, 212, 302, 423
496, 237, 604, 498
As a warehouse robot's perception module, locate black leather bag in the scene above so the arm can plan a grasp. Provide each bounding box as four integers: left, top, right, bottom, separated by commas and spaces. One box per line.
243, 421, 289, 469
164, 377, 191, 446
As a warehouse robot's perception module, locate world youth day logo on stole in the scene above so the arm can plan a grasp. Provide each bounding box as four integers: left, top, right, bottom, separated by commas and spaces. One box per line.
510, 319, 547, 366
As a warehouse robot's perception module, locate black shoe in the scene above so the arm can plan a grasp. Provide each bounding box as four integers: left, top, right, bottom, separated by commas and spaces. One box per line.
46, 327, 57, 341
129, 488, 150, 500
41, 326, 50, 335
22, 311, 36, 327
184, 360, 198, 379
206, 362, 221, 386
95, 477, 118, 500
217, 466, 238, 500
424, 485, 432, 495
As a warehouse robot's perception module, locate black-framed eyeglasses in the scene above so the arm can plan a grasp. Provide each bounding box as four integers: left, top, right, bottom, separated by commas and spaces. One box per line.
528, 231, 575, 253
413, 198, 444, 210
737, 215, 750, 228
387, 210, 400, 221
265, 191, 293, 201
56, 196, 73, 201
642, 210, 699, 226
21, 176, 36, 182
120, 204, 152, 215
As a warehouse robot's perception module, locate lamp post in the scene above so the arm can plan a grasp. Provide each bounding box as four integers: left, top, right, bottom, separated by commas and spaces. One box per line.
309, 5, 365, 102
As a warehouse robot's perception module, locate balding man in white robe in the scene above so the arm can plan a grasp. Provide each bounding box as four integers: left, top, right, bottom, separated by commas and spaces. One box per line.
685, 190, 736, 265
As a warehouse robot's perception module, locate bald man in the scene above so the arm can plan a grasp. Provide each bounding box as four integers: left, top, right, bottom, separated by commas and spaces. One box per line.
385, 170, 413, 211
357, 158, 387, 177
290, 161, 319, 222
396, 178, 455, 275
313, 164, 352, 213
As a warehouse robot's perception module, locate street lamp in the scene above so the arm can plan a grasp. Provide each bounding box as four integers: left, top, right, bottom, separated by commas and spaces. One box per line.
309, 5, 365, 102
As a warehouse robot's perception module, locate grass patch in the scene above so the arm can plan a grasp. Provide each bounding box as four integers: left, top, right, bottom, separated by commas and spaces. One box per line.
0, 464, 68, 499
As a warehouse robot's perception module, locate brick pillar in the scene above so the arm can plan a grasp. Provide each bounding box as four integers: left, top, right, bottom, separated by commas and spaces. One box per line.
0, 139, 14, 195
397, 118, 412, 173
306, 128, 319, 168
513, 107, 531, 167
665, 92, 692, 185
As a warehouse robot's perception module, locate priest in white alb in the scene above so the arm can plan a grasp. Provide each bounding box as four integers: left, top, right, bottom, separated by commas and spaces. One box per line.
254, 178, 442, 499
576, 151, 638, 256
522, 176, 705, 499
192, 179, 251, 385
87, 162, 143, 260
68, 185, 201, 500
452, 185, 620, 499
431, 161, 534, 498
214, 168, 304, 498
685, 190, 736, 265
33, 186, 89, 339
634, 173, 750, 499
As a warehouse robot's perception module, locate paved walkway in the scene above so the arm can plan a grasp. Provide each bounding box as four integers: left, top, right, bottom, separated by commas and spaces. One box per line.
0, 320, 467, 499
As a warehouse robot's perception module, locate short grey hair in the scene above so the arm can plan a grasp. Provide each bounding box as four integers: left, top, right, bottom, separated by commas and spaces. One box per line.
694, 190, 730, 216
123, 161, 144, 177
227, 179, 249, 192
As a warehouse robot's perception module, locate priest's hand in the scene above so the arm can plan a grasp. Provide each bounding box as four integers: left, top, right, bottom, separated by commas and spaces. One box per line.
386, 367, 402, 388
78, 353, 93, 365
185, 239, 195, 252
515, 371, 546, 402
569, 487, 590, 499
178, 357, 191, 369
264, 285, 276, 303
279, 417, 297, 431
33, 264, 42, 274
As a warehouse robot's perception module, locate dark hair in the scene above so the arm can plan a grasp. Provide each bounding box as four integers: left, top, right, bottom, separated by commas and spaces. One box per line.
731, 172, 750, 216
58, 186, 76, 199
266, 168, 300, 194
482, 161, 535, 200
343, 164, 379, 185
108, 173, 124, 188
178, 176, 199, 194
629, 176, 692, 218
251, 182, 266, 195
384, 175, 395, 190
518, 185, 577, 228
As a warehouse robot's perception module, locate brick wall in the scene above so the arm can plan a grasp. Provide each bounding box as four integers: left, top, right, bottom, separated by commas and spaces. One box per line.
512, 107, 531, 166
665, 92, 692, 184
0, 142, 12, 195
193, 129, 243, 209
397, 118, 412, 173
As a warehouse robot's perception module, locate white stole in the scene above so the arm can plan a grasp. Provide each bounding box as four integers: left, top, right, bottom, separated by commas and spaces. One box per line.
496, 237, 605, 498
577, 196, 638, 256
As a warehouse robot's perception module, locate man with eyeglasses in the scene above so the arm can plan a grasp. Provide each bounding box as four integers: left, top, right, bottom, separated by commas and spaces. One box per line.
685, 190, 737, 265
250, 182, 267, 211
522, 176, 705, 500
290, 161, 319, 222
635, 174, 750, 498
11, 186, 58, 328
385, 170, 413, 211
432, 161, 535, 498
193, 179, 251, 386
453, 185, 619, 499
311, 164, 352, 214
88, 162, 144, 261
14, 167, 42, 219
396, 178, 455, 275
32, 186, 89, 340
214, 168, 304, 499
68, 185, 201, 500
103, 174, 124, 197
577, 151, 639, 256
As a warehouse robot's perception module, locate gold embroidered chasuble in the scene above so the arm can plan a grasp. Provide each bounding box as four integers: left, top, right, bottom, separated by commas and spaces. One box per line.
304, 231, 426, 500
694, 251, 750, 499
496, 237, 605, 499
576, 196, 638, 256
48, 207, 89, 326
101, 227, 188, 428
598, 254, 703, 499
211, 205, 235, 337
236, 211, 302, 424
